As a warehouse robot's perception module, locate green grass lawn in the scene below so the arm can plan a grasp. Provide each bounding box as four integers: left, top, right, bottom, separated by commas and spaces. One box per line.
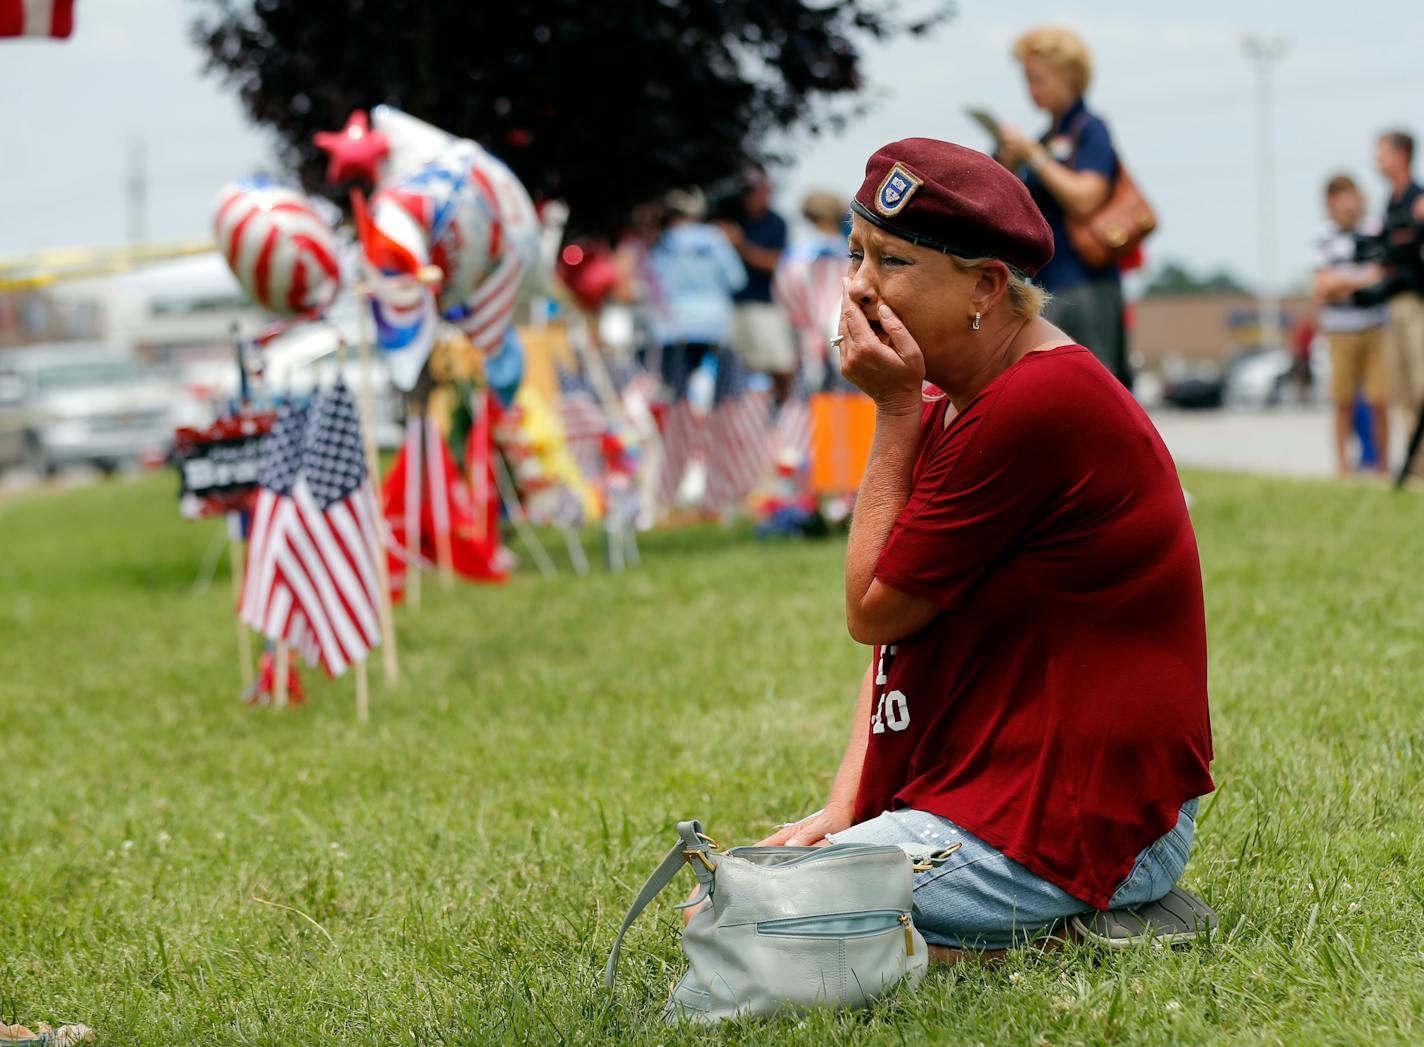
1, 469, 1422, 1045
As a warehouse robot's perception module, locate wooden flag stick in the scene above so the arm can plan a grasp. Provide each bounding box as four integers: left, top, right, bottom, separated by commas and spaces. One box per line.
606, 522, 623, 574
404, 411, 423, 611
227, 515, 254, 696
347, 198, 402, 682
355, 658, 370, 724
274, 641, 290, 709
491, 447, 558, 578
570, 310, 628, 425
470, 389, 489, 546
351, 287, 400, 686
427, 410, 456, 591
560, 522, 589, 575
436, 522, 456, 589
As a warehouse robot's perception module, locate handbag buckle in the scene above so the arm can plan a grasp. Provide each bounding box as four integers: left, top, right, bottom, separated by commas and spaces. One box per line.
910, 841, 963, 873
683, 849, 717, 873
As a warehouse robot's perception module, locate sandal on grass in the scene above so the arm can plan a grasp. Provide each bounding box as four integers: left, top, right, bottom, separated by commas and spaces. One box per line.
1070, 885, 1219, 948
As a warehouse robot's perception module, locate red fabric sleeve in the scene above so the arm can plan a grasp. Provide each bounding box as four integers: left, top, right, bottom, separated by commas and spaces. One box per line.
873, 373, 1063, 611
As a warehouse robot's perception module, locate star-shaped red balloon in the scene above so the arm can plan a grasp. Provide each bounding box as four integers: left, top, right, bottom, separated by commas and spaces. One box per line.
313, 110, 390, 186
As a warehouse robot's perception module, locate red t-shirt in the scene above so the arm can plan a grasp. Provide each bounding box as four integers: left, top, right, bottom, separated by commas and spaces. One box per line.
855, 345, 1214, 910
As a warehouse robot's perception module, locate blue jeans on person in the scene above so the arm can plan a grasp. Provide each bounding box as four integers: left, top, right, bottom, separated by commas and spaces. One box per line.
827, 799, 1199, 951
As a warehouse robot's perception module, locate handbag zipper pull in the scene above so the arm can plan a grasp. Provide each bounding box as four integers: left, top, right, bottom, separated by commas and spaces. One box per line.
899, 913, 914, 955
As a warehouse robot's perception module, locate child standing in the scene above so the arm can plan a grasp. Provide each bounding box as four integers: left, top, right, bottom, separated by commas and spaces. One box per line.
1312, 174, 1389, 475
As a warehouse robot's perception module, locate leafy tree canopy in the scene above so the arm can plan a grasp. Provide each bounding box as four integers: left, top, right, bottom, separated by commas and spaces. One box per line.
1143, 260, 1252, 298
193, 0, 953, 236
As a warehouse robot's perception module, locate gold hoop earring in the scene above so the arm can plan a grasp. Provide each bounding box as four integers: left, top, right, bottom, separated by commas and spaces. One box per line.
972, 311, 981, 331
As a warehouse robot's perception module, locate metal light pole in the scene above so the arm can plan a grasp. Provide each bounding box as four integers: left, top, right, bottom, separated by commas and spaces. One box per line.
125, 136, 148, 247
1243, 34, 1288, 350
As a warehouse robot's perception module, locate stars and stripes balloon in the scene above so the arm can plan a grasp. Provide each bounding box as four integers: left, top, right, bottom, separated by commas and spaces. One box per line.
217, 109, 545, 392
355, 106, 544, 391
213, 178, 342, 318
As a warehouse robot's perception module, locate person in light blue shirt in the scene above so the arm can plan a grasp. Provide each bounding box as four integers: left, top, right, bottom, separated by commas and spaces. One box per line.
645, 188, 748, 400
643, 188, 751, 516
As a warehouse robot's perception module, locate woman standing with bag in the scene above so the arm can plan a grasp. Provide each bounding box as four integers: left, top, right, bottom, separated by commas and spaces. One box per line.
996, 26, 1135, 387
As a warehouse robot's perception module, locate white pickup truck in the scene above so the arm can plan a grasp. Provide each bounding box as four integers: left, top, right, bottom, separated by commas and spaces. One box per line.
0, 344, 182, 474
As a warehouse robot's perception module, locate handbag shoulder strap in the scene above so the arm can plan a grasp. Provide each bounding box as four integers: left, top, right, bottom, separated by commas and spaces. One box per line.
1065, 108, 1120, 184
603, 820, 716, 988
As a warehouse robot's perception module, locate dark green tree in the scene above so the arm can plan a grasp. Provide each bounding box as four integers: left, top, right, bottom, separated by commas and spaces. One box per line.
192, 0, 953, 235
1144, 260, 1251, 297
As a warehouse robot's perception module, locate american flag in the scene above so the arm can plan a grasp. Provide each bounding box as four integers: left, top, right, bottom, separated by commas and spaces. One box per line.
707, 389, 771, 509
0, 0, 73, 38
557, 366, 610, 482
238, 384, 384, 677
456, 252, 524, 354
774, 244, 846, 390
767, 242, 848, 477
768, 394, 813, 470
656, 397, 699, 510
238, 403, 305, 647
653, 348, 772, 514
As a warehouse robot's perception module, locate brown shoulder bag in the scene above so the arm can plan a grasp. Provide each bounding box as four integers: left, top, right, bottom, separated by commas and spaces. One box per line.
1062, 115, 1157, 270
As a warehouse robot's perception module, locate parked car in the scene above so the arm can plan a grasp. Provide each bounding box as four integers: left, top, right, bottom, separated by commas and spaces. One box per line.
0, 368, 29, 468
1222, 342, 1329, 408
1160, 357, 1225, 409
1222, 348, 1292, 407
167, 303, 405, 449
0, 345, 183, 474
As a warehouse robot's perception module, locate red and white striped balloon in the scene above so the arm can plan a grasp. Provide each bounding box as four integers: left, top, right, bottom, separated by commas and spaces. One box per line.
213, 179, 342, 316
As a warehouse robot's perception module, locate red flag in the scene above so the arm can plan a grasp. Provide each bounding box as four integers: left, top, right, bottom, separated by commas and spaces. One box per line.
0, 0, 73, 38
382, 425, 505, 600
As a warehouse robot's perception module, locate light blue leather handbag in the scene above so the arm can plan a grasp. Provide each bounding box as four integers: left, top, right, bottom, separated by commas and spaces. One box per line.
604, 820, 957, 1023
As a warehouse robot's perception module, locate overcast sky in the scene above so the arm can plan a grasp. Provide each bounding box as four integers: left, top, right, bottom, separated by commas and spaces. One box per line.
3, 0, 1422, 292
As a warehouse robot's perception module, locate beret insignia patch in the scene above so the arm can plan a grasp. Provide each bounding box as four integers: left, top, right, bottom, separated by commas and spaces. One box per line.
875, 163, 923, 217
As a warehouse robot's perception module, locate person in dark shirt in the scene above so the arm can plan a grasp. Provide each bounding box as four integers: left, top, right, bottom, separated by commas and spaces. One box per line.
1375, 130, 1424, 415
719, 166, 798, 404
996, 26, 1129, 388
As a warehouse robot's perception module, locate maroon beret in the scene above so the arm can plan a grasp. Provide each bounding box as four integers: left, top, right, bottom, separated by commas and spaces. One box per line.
852, 138, 1054, 277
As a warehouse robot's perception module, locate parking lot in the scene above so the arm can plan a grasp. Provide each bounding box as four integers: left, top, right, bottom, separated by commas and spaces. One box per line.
1152, 405, 1340, 480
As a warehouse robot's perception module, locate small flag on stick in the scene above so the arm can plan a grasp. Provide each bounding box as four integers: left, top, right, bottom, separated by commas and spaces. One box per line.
238, 383, 384, 677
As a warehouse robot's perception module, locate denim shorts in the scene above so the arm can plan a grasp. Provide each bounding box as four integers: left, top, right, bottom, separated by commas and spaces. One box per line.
827, 799, 1199, 951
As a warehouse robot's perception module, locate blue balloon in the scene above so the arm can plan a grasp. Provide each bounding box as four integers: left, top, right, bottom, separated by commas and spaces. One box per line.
486, 326, 524, 407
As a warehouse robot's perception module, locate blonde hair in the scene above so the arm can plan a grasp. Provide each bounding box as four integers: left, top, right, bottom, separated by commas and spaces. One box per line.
949, 255, 1049, 319
1012, 25, 1093, 96
801, 190, 847, 228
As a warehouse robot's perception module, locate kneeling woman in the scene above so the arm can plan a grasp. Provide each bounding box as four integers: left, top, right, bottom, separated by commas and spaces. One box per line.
766, 139, 1214, 957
